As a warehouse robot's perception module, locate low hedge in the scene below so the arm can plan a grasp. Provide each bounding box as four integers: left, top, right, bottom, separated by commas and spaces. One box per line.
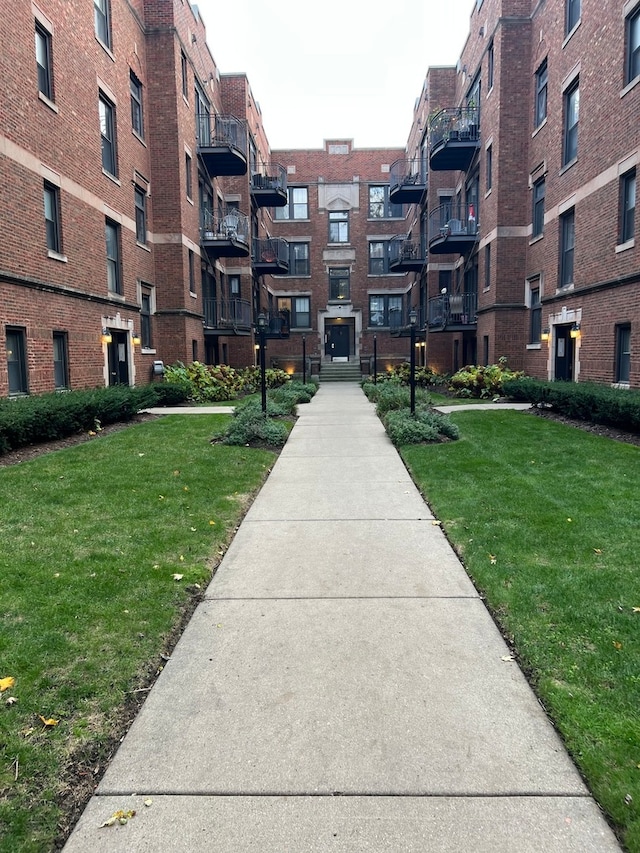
0, 384, 163, 455
502, 378, 640, 432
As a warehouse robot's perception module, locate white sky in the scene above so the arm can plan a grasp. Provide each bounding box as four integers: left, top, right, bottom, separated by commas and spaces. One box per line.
195, 0, 474, 150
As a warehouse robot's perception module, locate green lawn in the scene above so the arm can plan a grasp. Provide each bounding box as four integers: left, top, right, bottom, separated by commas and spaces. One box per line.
0, 414, 275, 852
402, 409, 640, 852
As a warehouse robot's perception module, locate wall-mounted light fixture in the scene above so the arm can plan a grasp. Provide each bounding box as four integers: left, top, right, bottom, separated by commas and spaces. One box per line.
570, 322, 581, 339
540, 327, 550, 342
101, 327, 112, 344
132, 331, 141, 346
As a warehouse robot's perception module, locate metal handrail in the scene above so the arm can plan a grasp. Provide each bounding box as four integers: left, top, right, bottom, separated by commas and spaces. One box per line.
251, 163, 287, 192
389, 234, 423, 264
202, 297, 252, 329
200, 206, 250, 243
388, 306, 426, 333
429, 107, 479, 150
252, 237, 289, 265
428, 201, 479, 245
389, 157, 427, 190
428, 292, 477, 328
197, 113, 247, 156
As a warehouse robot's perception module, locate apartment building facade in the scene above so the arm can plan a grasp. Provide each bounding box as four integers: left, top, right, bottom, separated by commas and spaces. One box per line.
1, 0, 639, 396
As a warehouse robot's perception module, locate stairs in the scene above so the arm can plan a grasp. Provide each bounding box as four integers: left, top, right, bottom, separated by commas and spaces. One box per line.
319, 360, 363, 382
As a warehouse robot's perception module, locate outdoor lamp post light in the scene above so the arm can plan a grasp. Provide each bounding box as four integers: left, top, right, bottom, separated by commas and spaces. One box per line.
257, 312, 267, 415
101, 327, 112, 345
409, 307, 417, 415
373, 335, 377, 384
302, 334, 306, 384
570, 322, 581, 339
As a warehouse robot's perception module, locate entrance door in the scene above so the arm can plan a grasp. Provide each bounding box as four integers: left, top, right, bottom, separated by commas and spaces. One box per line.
107, 331, 130, 385
554, 325, 574, 381
326, 324, 350, 359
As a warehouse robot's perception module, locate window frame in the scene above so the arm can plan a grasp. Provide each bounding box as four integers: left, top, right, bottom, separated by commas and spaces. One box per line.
368, 185, 403, 219
566, 0, 581, 34
368, 294, 403, 328
140, 289, 153, 350
486, 144, 493, 192
620, 168, 636, 244
562, 79, 579, 166
277, 296, 311, 329
35, 21, 53, 100
275, 186, 309, 220
368, 240, 391, 275
615, 324, 631, 384
535, 59, 548, 127
529, 284, 542, 344
627, 4, 640, 85
329, 267, 350, 301
134, 185, 147, 244
484, 243, 491, 290
188, 249, 196, 295
94, 0, 111, 48
328, 210, 349, 243
130, 71, 144, 139
99, 92, 117, 176
532, 177, 546, 238
185, 152, 193, 199
487, 40, 494, 90
559, 208, 575, 288
181, 51, 188, 100
287, 242, 310, 276
44, 181, 61, 254
53, 331, 69, 389
105, 218, 122, 294
6, 327, 28, 396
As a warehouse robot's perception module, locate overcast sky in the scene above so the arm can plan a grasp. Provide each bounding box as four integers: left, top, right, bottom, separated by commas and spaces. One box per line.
195, 0, 474, 150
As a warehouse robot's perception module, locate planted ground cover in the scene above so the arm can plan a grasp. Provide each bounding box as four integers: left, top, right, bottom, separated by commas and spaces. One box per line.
401, 409, 640, 852
0, 414, 275, 852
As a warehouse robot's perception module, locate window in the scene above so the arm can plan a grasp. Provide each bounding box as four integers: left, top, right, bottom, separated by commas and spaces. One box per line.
134, 186, 147, 244
532, 177, 545, 237
53, 332, 68, 389
275, 187, 308, 220
44, 181, 61, 253
130, 72, 144, 138
192, 340, 198, 362
620, 168, 636, 244
535, 60, 547, 127
6, 328, 28, 395
329, 210, 349, 243
185, 153, 192, 199
616, 325, 631, 383
99, 93, 117, 176
188, 249, 195, 294
484, 243, 491, 289
487, 41, 494, 90
369, 295, 402, 327
287, 242, 310, 276
329, 268, 350, 301
486, 145, 492, 192
566, 0, 580, 34
229, 275, 240, 296
105, 219, 122, 294
94, 0, 111, 47
181, 51, 188, 99
141, 289, 152, 349
529, 284, 542, 343
627, 5, 640, 84
277, 296, 310, 328
563, 79, 579, 165
369, 241, 391, 275
559, 209, 575, 287
35, 22, 53, 100
368, 185, 402, 218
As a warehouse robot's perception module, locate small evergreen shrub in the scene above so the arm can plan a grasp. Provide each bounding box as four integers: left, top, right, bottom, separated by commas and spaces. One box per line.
221, 398, 290, 446
383, 407, 460, 446
153, 380, 191, 406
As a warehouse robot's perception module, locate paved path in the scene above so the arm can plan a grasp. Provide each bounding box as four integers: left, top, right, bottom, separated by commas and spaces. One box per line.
65, 385, 620, 851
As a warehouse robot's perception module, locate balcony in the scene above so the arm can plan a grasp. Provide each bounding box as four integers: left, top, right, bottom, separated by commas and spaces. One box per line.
252, 237, 289, 276
251, 164, 288, 207
203, 298, 252, 335
200, 208, 250, 259
389, 305, 426, 336
428, 291, 477, 331
389, 158, 427, 205
429, 107, 479, 172
389, 234, 425, 273
197, 114, 248, 176
428, 202, 479, 255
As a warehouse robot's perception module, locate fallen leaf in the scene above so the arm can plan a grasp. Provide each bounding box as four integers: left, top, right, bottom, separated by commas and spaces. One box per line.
209, 520, 216, 525
6, 696, 18, 706
625, 794, 633, 806
100, 808, 136, 828
190, 527, 197, 532
431, 520, 441, 526
593, 548, 603, 554
567, 518, 572, 522
501, 655, 514, 662
39, 715, 59, 727
489, 555, 497, 564
179, 555, 185, 562
173, 470, 180, 476
158, 495, 165, 500
144, 799, 153, 807
172, 573, 184, 581
0, 677, 15, 692
613, 641, 623, 650
633, 607, 640, 613
183, 486, 189, 491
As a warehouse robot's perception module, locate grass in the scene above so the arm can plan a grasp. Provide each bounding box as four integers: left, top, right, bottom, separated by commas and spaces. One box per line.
0, 414, 276, 853
401, 410, 640, 852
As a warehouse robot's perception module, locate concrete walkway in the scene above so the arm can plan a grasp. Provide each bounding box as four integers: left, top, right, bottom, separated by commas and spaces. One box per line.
64, 385, 621, 852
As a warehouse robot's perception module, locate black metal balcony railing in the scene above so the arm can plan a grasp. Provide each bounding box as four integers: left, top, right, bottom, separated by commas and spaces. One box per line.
389, 306, 426, 335
197, 114, 248, 176
203, 297, 252, 331
251, 164, 288, 207
200, 207, 250, 258
389, 157, 427, 205
428, 201, 479, 255
252, 237, 289, 275
428, 291, 478, 330
389, 234, 425, 273
429, 107, 479, 172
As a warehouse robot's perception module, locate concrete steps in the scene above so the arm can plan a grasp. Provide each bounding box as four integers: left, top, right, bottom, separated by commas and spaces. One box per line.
319, 360, 362, 382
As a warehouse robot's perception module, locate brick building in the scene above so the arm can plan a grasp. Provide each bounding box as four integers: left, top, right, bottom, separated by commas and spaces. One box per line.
1, 0, 639, 396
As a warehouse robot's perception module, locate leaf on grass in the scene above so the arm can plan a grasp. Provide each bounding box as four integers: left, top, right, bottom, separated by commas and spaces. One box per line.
489, 555, 497, 564
190, 527, 197, 532
6, 696, 18, 706
179, 555, 185, 562
593, 548, 603, 555
0, 677, 15, 692
172, 573, 184, 581
613, 641, 623, 650
566, 518, 572, 522
39, 715, 59, 727
209, 520, 216, 526
633, 607, 640, 613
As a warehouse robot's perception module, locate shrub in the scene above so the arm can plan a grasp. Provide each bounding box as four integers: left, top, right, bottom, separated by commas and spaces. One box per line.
382, 363, 445, 387
221, 398, 290, 446
242, 366, 291, 393
383, 406, 460, 446
163, 361, 246, 402
153, 380, 191, 406
449, 357, 524, 398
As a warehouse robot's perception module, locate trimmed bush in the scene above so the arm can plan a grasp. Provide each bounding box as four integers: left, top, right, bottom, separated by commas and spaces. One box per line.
152, 380, 191, 406
221, 398, 290, 446
449, 357, 524, 398
383, 406, 460, 446
383, 363, 446, 387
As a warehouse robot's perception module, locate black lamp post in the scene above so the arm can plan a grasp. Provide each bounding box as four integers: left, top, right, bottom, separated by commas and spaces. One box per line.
409, 307, 417, 415
302, 335, 306, 384
257, 312, 267, 415
373, 335, 377, 384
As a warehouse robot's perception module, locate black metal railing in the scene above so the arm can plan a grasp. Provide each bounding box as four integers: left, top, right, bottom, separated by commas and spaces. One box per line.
428, 201, 479, 246
251, 163, 287, 194
200, 207, 250, 244
429, 107, 479, 149
196, 114, 247, 156
252, 237, 289, 267
202, 297, 252, 330
389, 157, 427, 197
428, 292, 477, 328
389, 306, 426, 334
389, 234, 424, 266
